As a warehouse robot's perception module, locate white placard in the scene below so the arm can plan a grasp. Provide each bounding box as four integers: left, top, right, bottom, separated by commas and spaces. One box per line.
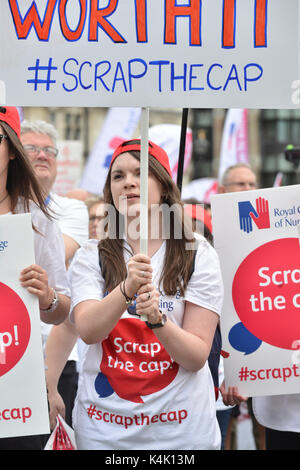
52, 140, 84, 196
0, 0, 299, 108
0, 214, 49, 438
211, 185, 300, 397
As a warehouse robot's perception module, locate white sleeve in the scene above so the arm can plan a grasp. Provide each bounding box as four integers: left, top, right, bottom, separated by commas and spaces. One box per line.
184, 239, 224, 316
34, 217, 70, 297
55, 197, 89, 247
68, 239, 105, 318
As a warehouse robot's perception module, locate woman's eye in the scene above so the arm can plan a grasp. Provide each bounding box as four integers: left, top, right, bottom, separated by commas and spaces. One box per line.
112, 174, 122, 180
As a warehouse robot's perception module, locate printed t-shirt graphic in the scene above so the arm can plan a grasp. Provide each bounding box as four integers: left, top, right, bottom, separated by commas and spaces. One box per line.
95, 318, 179, 403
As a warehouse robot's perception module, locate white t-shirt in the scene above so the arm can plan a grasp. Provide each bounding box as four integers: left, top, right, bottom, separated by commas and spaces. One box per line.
49, 193, 89, 248
43, 193, 89, 361
68, 236, 224, 450
12, 201, 69, 297
253, 394, 300, 433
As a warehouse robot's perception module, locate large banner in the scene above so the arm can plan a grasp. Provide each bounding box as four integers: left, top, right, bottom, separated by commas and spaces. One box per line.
211, 185, 300, 397
80, 107, 141, 195
0, 214, 49, 438
0, 0, 299, 108
218, 109, 248, 180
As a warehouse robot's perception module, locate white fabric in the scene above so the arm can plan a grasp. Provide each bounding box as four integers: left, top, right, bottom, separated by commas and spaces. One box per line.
15, 201, 70, 299
49, 193, 89, 247
253, 394, 300, 433
68, 236, 224, 450
45, 193, 89, 361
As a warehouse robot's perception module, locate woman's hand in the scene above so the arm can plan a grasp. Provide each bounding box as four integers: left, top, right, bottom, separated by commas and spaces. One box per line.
136, 282, 161, 324
125, 253, 153, 298
47, 388, 66, 430
219, 381, 248, 406
20, 264, 54, 310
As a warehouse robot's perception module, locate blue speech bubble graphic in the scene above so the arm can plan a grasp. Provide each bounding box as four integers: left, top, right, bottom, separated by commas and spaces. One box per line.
228, 322, 262, 355
94, 372, 114, 398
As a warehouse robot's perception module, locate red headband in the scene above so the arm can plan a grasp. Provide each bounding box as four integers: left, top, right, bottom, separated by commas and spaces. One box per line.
184, 204, 213, 234
110, 140, 172, 177
0, 106, 21, 138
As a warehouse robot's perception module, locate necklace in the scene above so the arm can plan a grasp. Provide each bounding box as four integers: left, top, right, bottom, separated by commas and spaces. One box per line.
0, 193, 9, 205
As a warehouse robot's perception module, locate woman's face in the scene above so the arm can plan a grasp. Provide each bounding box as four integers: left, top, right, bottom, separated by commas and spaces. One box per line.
0, 125, 14, 188
110, 152, 163, 216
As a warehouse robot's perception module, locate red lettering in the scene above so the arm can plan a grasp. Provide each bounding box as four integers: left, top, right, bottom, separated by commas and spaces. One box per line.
255, 0, 267, 47
164, 0, 201, 45
8, 0, 57, 41
89, 0, 126, 43
59, 0, 87, 41
222, 0, 235, 48
135, 0, 147, 42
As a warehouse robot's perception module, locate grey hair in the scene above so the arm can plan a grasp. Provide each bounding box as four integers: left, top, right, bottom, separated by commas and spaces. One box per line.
220, 163, 253, 185
21, 120, 59, 146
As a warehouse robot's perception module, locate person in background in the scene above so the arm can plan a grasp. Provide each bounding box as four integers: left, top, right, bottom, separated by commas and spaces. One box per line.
217, 163, 266, 451
85, 195, 106, 239
20, 120, 89, 430
0, 107, 70, 450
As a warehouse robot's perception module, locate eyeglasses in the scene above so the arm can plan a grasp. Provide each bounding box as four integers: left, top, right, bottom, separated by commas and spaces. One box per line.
225, 181, 257, 189
0, 134, 8, 144
23, 144, 58, 159
89, 215, 104, 222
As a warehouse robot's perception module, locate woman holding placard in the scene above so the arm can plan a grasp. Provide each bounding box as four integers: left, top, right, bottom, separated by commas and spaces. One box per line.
0, 106, 70, 325
0, 106, 70, 449
68, 139, 224, 450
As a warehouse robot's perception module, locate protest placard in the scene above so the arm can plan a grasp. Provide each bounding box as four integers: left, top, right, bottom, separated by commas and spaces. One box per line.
0, 214, 49, 438
211, 184, 300, 397
0, 0, 299, 108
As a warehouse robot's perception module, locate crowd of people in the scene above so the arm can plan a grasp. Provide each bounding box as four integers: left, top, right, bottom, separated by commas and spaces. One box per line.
0, 106, 298, 450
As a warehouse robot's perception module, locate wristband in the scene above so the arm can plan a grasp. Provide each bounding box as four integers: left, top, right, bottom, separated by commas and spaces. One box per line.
146, 311, 167, 329
40, 288, 59, 313
120, 281, 135, 306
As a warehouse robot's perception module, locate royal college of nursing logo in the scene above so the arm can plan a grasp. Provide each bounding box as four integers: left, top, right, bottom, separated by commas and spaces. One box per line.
238, 197, 270, 233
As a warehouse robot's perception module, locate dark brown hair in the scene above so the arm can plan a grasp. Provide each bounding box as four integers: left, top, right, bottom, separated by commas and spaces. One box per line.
1, 121, 50, 218
98, 141, 196, 296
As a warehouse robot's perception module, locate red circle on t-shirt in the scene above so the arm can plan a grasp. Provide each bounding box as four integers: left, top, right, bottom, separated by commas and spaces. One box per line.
0, 282, 31, 376
232, 238, 300, 350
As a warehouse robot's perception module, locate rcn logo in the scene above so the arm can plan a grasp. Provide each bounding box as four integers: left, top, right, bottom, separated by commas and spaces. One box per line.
238, 197, 270, 233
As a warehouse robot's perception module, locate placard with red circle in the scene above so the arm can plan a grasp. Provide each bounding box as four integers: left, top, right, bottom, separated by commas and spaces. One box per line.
0, 282, 31, 376
232, 238, 300, 351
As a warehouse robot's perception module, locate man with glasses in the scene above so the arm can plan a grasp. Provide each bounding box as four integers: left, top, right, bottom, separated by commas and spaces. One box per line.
218, 163, 257, 193
20, 120, 88, 440
21, 120, 89, 267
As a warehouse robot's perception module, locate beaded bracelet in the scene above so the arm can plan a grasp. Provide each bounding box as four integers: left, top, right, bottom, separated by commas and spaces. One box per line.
120, 280, 135, 306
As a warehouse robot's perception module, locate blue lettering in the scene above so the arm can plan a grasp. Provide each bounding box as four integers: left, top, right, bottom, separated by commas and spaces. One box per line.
112, 61, 128, 92
79, 61, 92, 89
128, 58, 147, 92
207, 63, 223, 90
171, 62, 187, 91
223, 64, 242, 91
63, 58, 79, 92
94, 60, 111, 91
189, 64, 204, 90
0, 241, 8, 252
149, 60, 170, 92
244, 63, 263, 90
